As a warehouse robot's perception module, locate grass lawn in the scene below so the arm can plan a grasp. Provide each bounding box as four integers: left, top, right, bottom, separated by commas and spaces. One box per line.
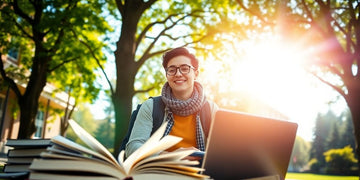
286, 172, 359, 180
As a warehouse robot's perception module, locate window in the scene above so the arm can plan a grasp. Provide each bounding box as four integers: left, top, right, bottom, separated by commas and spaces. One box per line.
7, 48, 19, 62
34, 110, 44, 138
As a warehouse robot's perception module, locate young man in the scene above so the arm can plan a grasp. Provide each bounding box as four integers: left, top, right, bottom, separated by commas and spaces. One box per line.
125, 47, 218, 159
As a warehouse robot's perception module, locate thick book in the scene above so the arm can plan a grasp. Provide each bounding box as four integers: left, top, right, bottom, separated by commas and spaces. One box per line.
6, 157, 34, 164
5, 139, 52, 149
3, 139, 51, 175
3, 164, 31, 173
7, 148, 47, 157
29, 119, 209, 180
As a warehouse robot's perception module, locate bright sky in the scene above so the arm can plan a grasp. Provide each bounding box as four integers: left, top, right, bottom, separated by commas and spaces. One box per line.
199, 36, 348, 142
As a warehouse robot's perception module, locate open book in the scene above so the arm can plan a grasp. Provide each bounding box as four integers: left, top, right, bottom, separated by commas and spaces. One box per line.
29, 120, 209, 180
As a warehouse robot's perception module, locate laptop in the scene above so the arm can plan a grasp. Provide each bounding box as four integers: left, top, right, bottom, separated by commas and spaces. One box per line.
202, 109, 298, 180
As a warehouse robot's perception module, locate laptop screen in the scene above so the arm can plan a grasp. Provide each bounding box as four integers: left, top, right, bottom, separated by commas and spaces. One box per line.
202, 109, 298, 180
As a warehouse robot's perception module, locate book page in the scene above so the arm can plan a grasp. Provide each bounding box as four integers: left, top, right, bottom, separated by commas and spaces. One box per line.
51, 135, 123, 172
30, 172, 117, 180
129, 135, 183, 167
30, 159, 125, 179
122, 122, 183, 173
130, 149, 197, 172
134, 167, 207, 178
46, 145, 102, 160
41, 150, 107, 164
68, 119, 118, 165
30, 171, 205, 180
121, 122, 167, 166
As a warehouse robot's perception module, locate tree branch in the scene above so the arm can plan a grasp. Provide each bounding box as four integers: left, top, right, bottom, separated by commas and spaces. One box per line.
12, 0, 34, 25
48, 56, 80, 72
300, 0, 314, 21
137, 12, 201, 68
142, 0, 158, 12
135, 13, 178, 49
3, 3, 33, 39
115, 0, 124, 16
235, 0, 274, 26
309, 70, 346, 98
134, 86, 156, 96
0, 53, 23, 100
70, 29, 115, 96
48, 1, 76, 53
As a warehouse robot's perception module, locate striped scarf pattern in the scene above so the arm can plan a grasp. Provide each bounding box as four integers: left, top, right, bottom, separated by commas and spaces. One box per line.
161, 82, 206, 151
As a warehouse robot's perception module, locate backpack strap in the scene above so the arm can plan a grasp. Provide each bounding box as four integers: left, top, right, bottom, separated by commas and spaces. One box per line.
119, 104, 142, 152
200, 100, 211, 138
150, 96, 165, 135
119, 96, 164, 152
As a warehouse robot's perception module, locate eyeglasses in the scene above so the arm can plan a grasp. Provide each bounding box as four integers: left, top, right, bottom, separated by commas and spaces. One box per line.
165, 64, 195, 76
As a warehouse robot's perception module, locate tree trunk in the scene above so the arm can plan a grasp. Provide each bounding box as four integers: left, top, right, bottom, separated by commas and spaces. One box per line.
352, 109, 360, 177
17, 53, 49, 139
346, 83, 360, 176
17, 84, 46, 139
113, 16, 140, 156
18, 99, 37, 139
112, 50, 137, 155
112, 0, 150, 157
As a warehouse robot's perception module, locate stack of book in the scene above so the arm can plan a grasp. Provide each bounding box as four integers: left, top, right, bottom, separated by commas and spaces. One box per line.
28, 120, 209, 180
3, 138, 52, 174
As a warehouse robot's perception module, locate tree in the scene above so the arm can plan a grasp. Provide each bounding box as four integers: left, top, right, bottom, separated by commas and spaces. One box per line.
290, 136, 311, 172
109, 0, 231, 155
234, 0, 360, 174
340, 110, 356, 152
323, 145, 358, 175
94, 119, 115, 151
66, 104, 97, 145
94, 88, 115, 151
327, 120, 342, 150
0, 0, 111, 138
310, 113, 329, 170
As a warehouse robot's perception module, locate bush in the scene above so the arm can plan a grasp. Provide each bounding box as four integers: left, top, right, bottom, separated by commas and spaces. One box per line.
308, 158, 321, 173
323, 145, 358, 175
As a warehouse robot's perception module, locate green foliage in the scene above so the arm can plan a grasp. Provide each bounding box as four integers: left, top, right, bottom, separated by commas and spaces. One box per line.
67, 104, 97, 144
310, 111, 334, 166
290, 136, 311, 171
67, 104, 114, 153
309, 111, 356, 173
310, 109, 358, 174
339, 110, 356, 151
286, 172, 359, 180
1, 0, 112, 137
323, 146, 358, 175
1, 0, 112, 102
308, 158, 322, 173
94, 119, 115, 152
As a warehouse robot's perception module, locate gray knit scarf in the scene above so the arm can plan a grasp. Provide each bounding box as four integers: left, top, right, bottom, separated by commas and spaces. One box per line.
161, 81, 206, 151
161, 81, 206, 116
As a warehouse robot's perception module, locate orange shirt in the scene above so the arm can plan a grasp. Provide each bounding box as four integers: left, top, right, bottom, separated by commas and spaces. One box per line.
166, 114, 197, 152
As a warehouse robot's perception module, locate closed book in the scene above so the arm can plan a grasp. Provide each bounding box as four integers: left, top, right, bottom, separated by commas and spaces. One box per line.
3, 164, 31, 173
5, 139, 52, 149
6, 157, 34, 164
7, 148, 47, 157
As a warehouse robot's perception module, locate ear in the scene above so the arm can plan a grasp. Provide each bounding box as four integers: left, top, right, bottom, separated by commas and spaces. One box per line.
194, 69, 199, 79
